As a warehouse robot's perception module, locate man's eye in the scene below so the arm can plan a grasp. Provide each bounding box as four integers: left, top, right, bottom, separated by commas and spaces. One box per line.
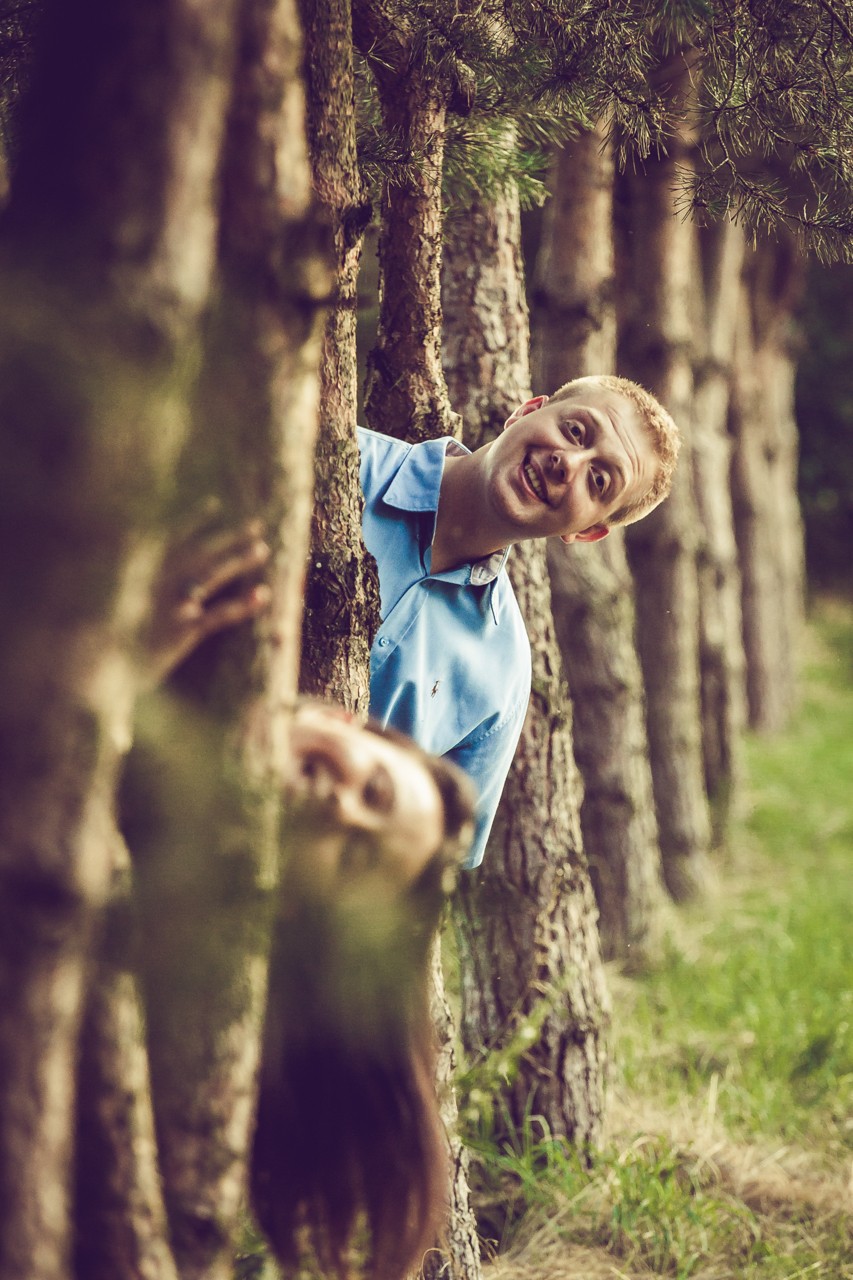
592, 468, 607, 495
362, 765, 394, 814
563, 420, 584, 444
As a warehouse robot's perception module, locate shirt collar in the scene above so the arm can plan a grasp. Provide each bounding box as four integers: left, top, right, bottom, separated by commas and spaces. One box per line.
382, 435, 509, 586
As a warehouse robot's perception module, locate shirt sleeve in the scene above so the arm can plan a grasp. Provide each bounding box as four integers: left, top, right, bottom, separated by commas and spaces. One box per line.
445, 694, 528, 870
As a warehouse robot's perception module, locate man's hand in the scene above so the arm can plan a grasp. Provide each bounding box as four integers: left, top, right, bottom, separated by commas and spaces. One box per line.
145, 519, 272, 686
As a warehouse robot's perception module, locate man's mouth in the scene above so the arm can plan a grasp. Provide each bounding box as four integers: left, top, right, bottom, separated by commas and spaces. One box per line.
523, 458, 548, 504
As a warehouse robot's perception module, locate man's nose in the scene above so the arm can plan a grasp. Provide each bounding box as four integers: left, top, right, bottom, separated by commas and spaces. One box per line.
548, 449, 568, 484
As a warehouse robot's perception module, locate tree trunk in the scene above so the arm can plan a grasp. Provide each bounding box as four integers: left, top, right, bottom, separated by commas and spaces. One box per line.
298, 0, 380, 707
443, 188, 610, 1153
730, 237, 806, 732
354, 0, 459, 444
415, 940, 483, 1280
134, 3, 331, 1277
531, 125, 617, 376
691, 219, 747, 840
74, 841, 179, 1280
616, 54, 712, 902
531, 126, 670, 965
352, 12, 475, 1276
0, 2, 237, 1274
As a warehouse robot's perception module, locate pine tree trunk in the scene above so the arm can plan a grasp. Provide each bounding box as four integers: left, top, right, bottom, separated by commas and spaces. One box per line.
531, 127, 669, 965
74, 842, 179, 1280
616, 56, 712, 902
134, 3, 332, 1277
416, 941, 483, 1280
353, 0, 459, 443
443, 189, 609, 1152
691, 220, 747, 840
0, 2, 238, 1274
298, 0, 380, 707
531, 125, 617, 375
730, 237, 805, 732
351, 13, 475, 1276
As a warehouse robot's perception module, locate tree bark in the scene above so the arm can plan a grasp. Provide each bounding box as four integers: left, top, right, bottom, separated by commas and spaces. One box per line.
616, 53, 713, 902
730, 236, 805, 732
0, 2, 237, 1274
134, 2, 332, 1277
353, 0, 459, 443
443, 189, 610, 1152
74, 840, 179, 1280
531, 126, 670, 965
691, 219, 748, 839
351, 10, 474, 1276
298, 0, 380, 708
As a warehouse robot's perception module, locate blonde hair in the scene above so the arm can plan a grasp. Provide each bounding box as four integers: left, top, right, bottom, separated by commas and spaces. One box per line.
550, 374, 681, 526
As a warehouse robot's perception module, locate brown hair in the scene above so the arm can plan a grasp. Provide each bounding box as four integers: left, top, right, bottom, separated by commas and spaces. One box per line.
549, 374, 681, 526
249, 734, 475, 1279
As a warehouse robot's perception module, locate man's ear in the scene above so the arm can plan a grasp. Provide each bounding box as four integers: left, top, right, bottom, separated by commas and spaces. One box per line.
560, 524, 610, 545
503, 394, 549, 431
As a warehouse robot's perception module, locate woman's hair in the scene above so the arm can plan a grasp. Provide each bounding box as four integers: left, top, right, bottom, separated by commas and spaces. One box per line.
249, 728, 475, 1279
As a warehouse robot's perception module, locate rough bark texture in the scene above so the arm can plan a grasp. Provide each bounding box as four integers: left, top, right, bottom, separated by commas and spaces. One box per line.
443, 190, 610, 1153
415, 940, 483, 1280
691, 219, 748, 839
0, 2, 237, 1274
548, 536, 671, 965
135, 2, 331, 1277
616, 57, 713, 902
531, 126, 670, 965
298, 0, 380, 708
351, 10, 476, 1276
353, 0, 459, 443
730, 237, 806, 733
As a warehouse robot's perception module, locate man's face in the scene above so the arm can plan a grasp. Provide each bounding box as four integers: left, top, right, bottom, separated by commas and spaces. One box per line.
482, 384, 660, 544
284, 704, 446, 894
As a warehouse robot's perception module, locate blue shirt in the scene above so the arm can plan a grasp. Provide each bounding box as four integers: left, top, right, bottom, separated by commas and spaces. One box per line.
358, 426, 531, 868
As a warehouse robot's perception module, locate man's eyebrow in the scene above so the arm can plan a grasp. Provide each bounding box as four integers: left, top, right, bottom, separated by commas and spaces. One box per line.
582, 414, 624, 495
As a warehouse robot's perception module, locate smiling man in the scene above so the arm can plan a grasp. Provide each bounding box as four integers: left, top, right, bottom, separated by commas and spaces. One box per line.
358, 374, 681, 869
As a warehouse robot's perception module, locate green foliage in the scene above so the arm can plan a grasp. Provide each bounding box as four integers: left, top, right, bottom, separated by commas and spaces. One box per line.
463, 601, 853, 1279
617, 606, 853, 1150
355, 0, 853, 257
682, 0, 853, 257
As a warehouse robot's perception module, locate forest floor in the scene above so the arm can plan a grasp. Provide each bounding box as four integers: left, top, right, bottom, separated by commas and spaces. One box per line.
473, 596, 853, 1280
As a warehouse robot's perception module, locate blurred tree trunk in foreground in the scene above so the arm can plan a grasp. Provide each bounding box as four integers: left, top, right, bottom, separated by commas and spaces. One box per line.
0, 2, 234, 1273
0, 2, 329, 1277
730, 235, 806, 733
443, 185, 610, 1156
691, 218, 747, 841
617, 50, 712, 903
133, 3, 330, 1277
532, 125, 670, 966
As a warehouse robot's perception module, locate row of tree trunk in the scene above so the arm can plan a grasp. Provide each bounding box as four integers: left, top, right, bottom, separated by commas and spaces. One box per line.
0, 3, 808, 1278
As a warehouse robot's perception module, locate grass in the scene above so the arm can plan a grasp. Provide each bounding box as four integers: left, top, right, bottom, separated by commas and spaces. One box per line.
470, 597, 853, 1280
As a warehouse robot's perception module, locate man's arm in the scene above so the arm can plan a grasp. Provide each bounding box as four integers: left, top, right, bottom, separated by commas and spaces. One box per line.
444, 695, 527, 870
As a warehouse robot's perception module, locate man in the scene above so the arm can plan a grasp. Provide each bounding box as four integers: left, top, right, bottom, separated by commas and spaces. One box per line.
359, 374, 681, 869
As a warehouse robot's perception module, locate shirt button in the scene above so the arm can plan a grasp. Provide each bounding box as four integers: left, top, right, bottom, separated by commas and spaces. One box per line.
377, 636, 390, 647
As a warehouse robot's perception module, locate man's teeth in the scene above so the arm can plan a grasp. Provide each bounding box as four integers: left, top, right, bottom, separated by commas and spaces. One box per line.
524, 462, 545, 501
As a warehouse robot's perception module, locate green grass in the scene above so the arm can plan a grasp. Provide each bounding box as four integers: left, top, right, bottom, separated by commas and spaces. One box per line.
616, 603, 853, 1154
471, 598, 853, 1279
